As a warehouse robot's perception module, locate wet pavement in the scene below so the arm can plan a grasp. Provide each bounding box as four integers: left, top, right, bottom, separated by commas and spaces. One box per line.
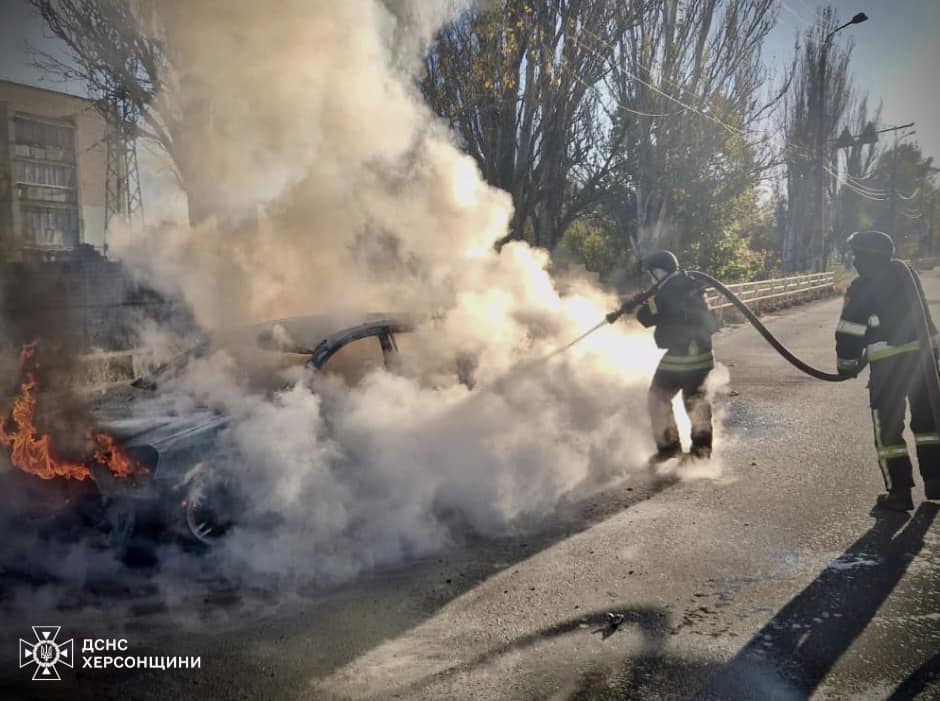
2, 270, 939, 700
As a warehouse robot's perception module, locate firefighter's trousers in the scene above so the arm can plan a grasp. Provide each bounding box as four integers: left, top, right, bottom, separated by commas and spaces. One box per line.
649, 353, 713, 453
868, 347, 940, 491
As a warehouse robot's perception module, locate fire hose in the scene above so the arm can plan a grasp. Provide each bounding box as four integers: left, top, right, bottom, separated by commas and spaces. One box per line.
684, 270, 851, 383
602, 272, 848, 381
603, 263, 940, 429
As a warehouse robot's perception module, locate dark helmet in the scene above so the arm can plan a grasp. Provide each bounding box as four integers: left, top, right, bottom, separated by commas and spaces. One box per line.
640, 250, 679, 281
847, 230, 895, 260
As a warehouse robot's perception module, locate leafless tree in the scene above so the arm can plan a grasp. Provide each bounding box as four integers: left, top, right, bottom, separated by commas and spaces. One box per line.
780, 7, 855, 272
422, 0, 646, 250
607, 0, 784, 258
29, 0, 221, 224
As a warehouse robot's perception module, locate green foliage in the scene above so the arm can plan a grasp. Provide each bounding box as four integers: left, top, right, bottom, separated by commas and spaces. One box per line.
681, 229, 768, 282
559, 217, 633, 279
863, 143, 938, 257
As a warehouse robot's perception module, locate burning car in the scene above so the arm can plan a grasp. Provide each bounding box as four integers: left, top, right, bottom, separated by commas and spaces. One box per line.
0, 314, 416, 558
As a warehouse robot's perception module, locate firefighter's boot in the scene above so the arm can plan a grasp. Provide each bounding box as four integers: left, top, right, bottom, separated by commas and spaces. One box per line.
648, 443, 682, 466
875, 488, 914, 512
689, 433, 712, 460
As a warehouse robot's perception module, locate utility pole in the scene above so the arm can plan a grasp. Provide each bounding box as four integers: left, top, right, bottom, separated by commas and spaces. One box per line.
814, 12, 868, 272
887, 126, 916, 243
104, 87, 144, 252
834, 121, 913, 258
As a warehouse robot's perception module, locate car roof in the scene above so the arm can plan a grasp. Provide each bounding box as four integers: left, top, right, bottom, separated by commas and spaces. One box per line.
244, 313, 414, 355
131, 313, 415, 387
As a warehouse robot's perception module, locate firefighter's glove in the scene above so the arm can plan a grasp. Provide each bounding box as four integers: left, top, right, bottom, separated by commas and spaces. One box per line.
836, 355, 862, 378
606, 300, 638, 324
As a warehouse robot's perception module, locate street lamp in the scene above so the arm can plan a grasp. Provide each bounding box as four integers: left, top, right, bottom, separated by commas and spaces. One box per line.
814, 11, 868, 271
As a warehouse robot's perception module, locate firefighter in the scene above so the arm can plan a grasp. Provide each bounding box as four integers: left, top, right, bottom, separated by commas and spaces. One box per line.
610, 250, 719, 462
836, 230, 940, 511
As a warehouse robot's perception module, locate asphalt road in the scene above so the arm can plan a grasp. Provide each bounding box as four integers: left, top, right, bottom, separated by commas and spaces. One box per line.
3, 269, 940, 700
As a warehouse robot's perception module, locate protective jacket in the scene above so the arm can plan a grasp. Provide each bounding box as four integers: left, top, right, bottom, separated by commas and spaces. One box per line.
835, 260, 940, 493
836, 261, 938, 373
636, 270, 718, 456
637, 271, 718, 372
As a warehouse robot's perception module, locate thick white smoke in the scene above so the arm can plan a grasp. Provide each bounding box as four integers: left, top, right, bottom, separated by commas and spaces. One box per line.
103, 0, 717, 586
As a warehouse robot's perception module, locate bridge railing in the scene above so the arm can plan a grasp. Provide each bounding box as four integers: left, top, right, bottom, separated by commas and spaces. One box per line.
705, 271, 836, 314
912, 257, 940, 271
69, 272, 838, 387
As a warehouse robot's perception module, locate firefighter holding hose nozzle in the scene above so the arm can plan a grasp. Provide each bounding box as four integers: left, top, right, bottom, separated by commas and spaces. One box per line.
836, 230, 940, 511
609, 251, 720, 463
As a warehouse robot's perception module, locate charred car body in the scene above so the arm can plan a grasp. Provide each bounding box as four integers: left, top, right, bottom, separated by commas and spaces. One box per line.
2, 314, 415, 558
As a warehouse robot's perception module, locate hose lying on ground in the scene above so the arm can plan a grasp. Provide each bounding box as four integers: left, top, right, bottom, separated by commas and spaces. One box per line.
892, 260, 940, 430
686, 270, 852, 382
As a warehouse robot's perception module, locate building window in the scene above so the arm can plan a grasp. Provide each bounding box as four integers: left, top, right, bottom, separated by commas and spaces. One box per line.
14, 117, 75, 151
21, 206, 79, 248
15, 160, 75, 188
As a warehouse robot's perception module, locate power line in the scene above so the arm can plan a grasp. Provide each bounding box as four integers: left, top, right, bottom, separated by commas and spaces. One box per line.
573, 28, 753, 139
566, 22, 897, 209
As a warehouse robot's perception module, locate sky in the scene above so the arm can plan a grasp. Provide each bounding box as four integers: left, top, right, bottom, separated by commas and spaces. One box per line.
764, 0, 940, 161
1, 0, 938, 161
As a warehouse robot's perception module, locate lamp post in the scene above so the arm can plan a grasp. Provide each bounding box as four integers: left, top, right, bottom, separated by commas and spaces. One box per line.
814, 11, 868, 272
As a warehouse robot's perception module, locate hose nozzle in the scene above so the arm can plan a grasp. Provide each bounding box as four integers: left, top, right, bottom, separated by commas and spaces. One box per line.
607, 285, 657, 324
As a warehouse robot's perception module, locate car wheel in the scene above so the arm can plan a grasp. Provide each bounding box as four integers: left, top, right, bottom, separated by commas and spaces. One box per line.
185, 473, 237, 545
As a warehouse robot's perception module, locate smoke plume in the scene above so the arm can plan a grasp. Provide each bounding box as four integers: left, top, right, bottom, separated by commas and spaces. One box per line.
88, 0, 718, 587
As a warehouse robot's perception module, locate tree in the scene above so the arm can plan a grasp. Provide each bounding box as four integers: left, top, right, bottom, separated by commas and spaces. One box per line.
605, 0, 784, 271
831, 96, 881, 256
865, 142, 939, 257
780, 7, 855, 272
421, 0, 645, 250
30, 0, 224, 225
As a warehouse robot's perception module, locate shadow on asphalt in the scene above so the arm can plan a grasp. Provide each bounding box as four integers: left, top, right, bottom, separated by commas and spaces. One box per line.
0, 469, 681, 698
689, 501, 939, 700
383, 603, 673, 700
886, 648, 940, 701
282, 472, 683, 672
553, 502, 940, 701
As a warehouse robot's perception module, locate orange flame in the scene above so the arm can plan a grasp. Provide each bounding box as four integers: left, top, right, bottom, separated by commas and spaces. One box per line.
0, 342, 147, 481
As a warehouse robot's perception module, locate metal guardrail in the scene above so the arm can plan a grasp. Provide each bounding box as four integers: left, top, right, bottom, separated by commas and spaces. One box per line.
705, 272, 836, 312
71, 272, 837, 387
912, 257, 940, 271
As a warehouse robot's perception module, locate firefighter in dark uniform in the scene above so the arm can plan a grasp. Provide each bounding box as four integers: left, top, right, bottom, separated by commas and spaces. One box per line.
610, 251, 719, 462
836, 230, 940, 511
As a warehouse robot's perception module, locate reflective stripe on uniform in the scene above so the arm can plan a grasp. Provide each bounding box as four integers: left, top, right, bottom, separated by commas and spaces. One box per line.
915, 433, 940, 446
661, 351, 713, 365
836, 320, 868, 337
872, 409, 892, 490
867, 340, 920, 362
878, 445, 910, 459
658, 361, 714, 372
659, 350, 714, 373
868, 315, 880, 328
647, 298, 658, 315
